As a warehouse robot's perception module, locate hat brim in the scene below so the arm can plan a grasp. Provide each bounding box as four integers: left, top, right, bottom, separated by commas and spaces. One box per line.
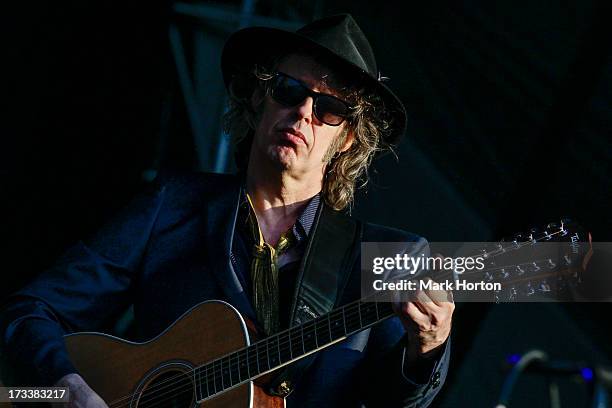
221, 26, 407, 147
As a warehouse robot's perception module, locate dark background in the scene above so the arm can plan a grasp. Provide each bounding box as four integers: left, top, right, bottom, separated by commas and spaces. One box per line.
2, 1, 611, 406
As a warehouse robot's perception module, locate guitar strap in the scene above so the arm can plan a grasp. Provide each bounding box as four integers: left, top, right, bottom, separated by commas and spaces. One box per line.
266, 203, 362, 398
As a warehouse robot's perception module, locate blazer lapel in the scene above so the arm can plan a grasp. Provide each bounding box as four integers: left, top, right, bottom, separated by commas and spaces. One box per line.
202, 177, 256, 321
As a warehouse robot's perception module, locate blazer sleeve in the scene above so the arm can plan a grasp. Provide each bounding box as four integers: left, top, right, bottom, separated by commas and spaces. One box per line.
0, 182, 165, 386
360, 317, 451, 408
358, 230, 451, 407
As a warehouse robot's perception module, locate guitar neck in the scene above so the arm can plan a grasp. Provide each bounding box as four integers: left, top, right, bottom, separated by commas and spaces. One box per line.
193, 299, 395, 400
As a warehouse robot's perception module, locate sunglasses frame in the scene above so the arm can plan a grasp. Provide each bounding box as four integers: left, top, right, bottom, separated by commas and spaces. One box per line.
267, 72, 353, 126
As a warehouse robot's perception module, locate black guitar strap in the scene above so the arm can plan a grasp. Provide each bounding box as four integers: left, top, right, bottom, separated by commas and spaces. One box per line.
267, 203, 362, 397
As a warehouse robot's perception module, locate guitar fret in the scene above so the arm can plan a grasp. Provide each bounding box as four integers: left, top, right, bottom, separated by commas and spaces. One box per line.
235, 351, 241, 384
268, 336, 280, 367
194, 368, 200, 401
239, 349, 248, 382
266, 339, 271, 371
213, 359, 221, 394
204, 364, 210, 398
247, 344, 259, 378
229, 352, 239, 386
329, 309, 345, 339
301, 324, 306, 354
279, 332, 292, 363
315, 316, 331, 345
257, 341, 269, 373
303, 320, 317, 352
344, 303, 361, 333
289, 327, 302, 359
220, 357, 226, 390
361, 302, 377, 326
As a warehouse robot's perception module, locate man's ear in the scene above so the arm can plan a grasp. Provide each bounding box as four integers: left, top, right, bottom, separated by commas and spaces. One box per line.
339, 129, 355, 152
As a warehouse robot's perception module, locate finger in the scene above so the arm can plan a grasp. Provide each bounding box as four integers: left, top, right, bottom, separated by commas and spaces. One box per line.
412, 288, 441, 313
419, 278, 449, 306
431, 253, 445, 272
399, 301, 429, 325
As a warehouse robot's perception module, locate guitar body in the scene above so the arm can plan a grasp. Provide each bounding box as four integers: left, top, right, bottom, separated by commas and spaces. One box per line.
64, 300, 284, 408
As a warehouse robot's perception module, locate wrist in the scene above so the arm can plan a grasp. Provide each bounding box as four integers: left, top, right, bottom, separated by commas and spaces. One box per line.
54, 373, 83, 387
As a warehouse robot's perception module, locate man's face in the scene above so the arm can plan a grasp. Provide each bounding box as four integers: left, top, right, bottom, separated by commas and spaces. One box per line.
249, 53, 353, 178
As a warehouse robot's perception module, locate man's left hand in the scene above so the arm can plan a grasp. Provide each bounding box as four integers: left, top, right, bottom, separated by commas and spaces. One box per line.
395, 281, 454, 357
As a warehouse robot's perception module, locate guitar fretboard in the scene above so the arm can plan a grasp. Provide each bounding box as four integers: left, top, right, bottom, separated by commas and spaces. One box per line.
193, 300, 395, 401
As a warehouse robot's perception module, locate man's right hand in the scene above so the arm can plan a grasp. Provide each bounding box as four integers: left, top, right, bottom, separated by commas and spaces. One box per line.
53, 373, 108, 408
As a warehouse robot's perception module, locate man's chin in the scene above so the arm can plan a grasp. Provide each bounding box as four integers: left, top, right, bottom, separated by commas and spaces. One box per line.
269, 146, 299, 170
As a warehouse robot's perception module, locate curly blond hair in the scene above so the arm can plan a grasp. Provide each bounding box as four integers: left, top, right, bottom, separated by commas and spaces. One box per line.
223, 51, 395, 210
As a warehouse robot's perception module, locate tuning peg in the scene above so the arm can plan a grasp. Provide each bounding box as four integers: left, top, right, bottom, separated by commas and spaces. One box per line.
564, 255, 572, 265
525, 282, 535, 296
509, 286, 518, 301
516, 265, 525, 275
547, 259, 556, 269
532, 262, 541, 272
501, 268, 510, 279
548, 220, 569, 236
528, 233, 537, 244
539, 279, 551, 292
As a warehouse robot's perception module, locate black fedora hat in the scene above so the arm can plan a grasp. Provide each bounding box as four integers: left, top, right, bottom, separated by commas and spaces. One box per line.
221, 14, 407, 146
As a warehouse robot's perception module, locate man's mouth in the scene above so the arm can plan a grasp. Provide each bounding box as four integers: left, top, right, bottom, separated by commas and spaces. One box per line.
278, 128, 307, 146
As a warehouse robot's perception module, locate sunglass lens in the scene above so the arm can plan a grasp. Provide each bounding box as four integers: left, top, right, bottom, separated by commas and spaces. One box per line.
272, 76, 307, 106
315, 96, 348, 126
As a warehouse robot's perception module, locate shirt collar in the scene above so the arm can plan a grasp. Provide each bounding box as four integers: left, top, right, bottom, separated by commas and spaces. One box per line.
293, 193, 320, 242
239, 188, 320, 245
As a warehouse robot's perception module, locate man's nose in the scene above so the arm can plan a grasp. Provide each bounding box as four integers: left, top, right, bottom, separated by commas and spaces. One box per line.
294, 96, 314, 124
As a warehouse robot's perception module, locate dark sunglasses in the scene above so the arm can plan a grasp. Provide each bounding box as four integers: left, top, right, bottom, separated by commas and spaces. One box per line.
268, 72, 353, 126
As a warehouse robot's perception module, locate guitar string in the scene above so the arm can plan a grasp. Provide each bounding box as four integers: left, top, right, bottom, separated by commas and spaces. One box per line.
108, 303, 380, 408
108, 227, 574, 406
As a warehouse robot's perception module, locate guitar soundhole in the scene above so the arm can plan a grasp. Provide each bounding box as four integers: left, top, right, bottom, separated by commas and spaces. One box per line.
136, 369, 195, 407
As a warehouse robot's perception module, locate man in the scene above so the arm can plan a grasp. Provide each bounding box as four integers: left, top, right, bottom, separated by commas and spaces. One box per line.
1, 14, 453, 407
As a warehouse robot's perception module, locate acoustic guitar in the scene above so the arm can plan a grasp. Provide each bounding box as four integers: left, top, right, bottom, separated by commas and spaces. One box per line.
64, 220, 589, 407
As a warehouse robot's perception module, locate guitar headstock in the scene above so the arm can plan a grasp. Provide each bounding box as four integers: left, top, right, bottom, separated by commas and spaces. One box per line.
453, 219, 591, 302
